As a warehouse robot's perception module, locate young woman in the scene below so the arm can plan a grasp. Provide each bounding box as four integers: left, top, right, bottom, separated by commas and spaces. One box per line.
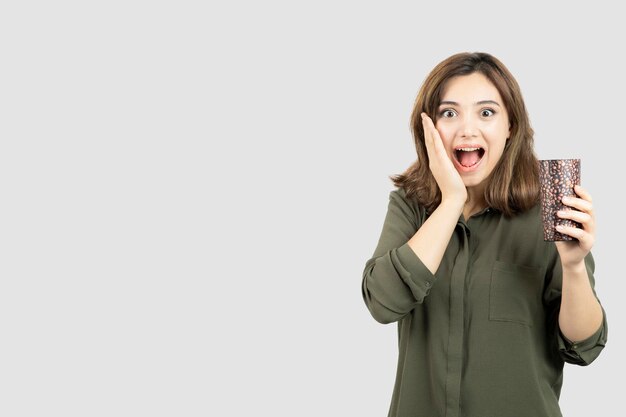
361, 52, 607, 417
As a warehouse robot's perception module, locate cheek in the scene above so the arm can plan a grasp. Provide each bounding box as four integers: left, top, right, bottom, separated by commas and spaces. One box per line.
485, 128, 509, 155
488, 123, 510, 141
487, 142, 507, 164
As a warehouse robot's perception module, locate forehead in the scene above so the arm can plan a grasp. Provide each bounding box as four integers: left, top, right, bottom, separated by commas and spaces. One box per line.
440, 72, 503, 103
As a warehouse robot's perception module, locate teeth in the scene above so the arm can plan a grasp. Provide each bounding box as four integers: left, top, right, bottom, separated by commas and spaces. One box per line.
457, 147, 481, 152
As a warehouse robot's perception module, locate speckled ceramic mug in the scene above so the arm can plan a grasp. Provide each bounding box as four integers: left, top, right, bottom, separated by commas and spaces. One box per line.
538, 159, 581, 241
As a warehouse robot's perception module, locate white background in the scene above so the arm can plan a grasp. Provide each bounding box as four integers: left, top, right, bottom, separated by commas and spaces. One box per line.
0, 1, 622, 416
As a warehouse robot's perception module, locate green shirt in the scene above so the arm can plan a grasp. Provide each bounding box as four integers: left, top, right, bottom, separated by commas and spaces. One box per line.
362, 187, 607, 417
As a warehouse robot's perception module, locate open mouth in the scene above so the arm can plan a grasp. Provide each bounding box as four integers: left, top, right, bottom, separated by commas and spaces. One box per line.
454, 147, 485, 168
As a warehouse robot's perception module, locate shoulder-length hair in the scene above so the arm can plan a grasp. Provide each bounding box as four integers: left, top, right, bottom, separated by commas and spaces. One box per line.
390, 52, 540, 218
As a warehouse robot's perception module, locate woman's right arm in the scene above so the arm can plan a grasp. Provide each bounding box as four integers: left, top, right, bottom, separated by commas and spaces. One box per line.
361, 193, 463, 324
407, 198, 464, 274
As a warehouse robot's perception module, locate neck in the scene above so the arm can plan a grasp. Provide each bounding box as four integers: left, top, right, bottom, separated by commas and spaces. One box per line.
463, 185, 487, 219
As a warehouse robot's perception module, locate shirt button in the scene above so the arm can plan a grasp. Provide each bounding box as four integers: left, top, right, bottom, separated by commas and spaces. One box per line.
572, 344, 578, 349
425, 281, 431, 288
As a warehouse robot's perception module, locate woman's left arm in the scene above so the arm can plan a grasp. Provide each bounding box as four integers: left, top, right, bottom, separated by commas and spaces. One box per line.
554, 184, 605, 342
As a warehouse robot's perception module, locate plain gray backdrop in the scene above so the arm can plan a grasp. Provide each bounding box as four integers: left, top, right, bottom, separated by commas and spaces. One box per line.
0, 1, 622, 416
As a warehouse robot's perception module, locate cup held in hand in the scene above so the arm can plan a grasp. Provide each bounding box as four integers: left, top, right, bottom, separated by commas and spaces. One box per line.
538, 159, 581, 241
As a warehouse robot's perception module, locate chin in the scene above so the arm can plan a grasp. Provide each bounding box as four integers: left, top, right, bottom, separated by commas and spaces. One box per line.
461, 176, 486, 188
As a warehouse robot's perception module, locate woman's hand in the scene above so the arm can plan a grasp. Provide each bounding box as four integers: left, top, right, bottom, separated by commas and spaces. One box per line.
421, 113, 467, 204
554, 185, 595, 268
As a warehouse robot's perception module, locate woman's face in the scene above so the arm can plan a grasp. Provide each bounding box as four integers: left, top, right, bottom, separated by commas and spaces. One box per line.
435, 72, 510, 189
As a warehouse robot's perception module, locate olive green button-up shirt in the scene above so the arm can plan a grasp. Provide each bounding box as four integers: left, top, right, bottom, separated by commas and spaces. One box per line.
362, 187, 607, 417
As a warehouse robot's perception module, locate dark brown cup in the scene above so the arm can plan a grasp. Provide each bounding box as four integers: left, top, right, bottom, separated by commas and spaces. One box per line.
538, 159, 581, 241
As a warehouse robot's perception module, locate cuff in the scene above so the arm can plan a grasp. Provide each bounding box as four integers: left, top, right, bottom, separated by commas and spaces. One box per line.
395, 242, 438, 302
557, 308, 607, 366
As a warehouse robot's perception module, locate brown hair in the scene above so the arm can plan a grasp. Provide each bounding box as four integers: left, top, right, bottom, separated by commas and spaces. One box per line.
390, 52, 540, 218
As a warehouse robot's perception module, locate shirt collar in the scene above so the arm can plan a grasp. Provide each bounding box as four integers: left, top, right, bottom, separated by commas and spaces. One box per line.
459, 206, 494, 224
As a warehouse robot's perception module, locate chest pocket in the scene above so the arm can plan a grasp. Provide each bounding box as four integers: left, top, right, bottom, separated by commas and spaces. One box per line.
489, 260, 544, 327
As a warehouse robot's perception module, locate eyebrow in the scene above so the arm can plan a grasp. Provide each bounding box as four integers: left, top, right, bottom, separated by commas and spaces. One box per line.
438, 100, 501, 107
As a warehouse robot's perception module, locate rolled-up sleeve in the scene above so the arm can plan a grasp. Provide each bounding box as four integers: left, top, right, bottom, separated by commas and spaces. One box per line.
557, 306, 607, 365
362, 189, 437, 324
544, 249, 608, 366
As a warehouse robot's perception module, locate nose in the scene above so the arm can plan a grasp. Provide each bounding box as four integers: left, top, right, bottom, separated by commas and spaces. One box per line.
460, 114, 479, 138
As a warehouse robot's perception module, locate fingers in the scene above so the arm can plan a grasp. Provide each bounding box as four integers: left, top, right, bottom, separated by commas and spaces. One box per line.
557, 184, 596, 248
421, 113, 434, 153
562, 185, 594, 213
555, 224, 595, 251
421, 113, 446, 158
573, 184, 593, 203
557, 208, 595, 235
557, 208, 592, 225
421, 113, 436, 144
560, 185, 595, 234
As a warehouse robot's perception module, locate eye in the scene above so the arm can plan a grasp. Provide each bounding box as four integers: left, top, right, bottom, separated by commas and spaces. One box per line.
481, 108, 496, 117
439, 109, 457, 118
